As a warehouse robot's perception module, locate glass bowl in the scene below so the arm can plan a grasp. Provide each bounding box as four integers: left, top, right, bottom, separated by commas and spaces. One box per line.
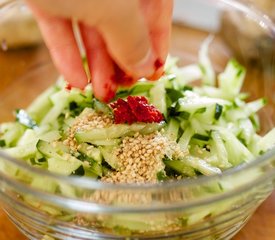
0, 0, 275, 239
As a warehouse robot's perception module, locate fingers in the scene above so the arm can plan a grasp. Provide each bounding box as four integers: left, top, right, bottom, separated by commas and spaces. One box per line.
27, 0, 157, 80
140, 0, 174, 80
80, 25, 118, 102
26, 0, 173, 94
27, 2, 88, 89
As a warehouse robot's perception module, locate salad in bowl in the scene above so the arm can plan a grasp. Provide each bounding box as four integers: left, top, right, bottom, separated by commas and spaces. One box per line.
0, 36, 275, 239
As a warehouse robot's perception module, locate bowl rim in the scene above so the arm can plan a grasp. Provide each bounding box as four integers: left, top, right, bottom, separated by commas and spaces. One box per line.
0, 0, 275, 192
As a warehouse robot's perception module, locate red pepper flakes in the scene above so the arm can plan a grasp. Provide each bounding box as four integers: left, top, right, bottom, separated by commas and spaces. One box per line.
110, 96, 163, 124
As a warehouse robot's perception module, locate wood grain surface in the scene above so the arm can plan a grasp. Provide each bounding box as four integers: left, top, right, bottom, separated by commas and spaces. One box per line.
0, 25, 274, 240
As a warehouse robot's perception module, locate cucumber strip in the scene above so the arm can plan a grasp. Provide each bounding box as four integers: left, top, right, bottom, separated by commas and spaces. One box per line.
47, 157, 83, 176
149, 81, 167, 116
238, 119, 254, 146
75, 123, 164, 143
219, 130, 254, 166
39, 131, 61, 142
130, 81, 154, 95
77, 143, 102, 163
0, 122, 25, 147
199, 35, 215, 86
211, 131, 231, 169
100, 146, 119, 169
250, 114, 260, 132
27, 86, 57, 123
37, 140, 69, 159
89, 139, 121, 146
226, 98, 266, 122
218, 59, 246, 98
139, 122, 165, 135
89, 160, 103, 177
194, 86, 224, 99
41, 90, 87, 125
75, 125, 130, 142
92, 99, 111, 115
31, 177, 58, 193
247, 134, 262, 156
165, 119, 179, 142
178, 127, 194, 151
183, 156, 222, 176
258, 128, 275, 153
193, 105, 215, 124
176, 95, 230, 114
17, 129, 37, 146
163, 159, 196, 177
40, 101, 67, 125
246, 98, 267, 113
191, 118, 208, 136
3, 142, 37, 159
175, 64, 202, 86
58, 183, 77, 198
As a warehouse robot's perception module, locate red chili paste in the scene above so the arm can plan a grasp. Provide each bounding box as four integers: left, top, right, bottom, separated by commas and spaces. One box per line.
110, 96, 163, 124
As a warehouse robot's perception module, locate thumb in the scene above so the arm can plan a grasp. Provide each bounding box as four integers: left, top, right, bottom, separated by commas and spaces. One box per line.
96, 0, 156, 79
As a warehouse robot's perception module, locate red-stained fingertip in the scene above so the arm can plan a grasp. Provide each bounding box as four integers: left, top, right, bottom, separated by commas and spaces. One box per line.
154, 58, 164, 71
65, 83, 72, 91
101, 82, 117, 103
148, 58, 165, 80
112, 63, 136, 87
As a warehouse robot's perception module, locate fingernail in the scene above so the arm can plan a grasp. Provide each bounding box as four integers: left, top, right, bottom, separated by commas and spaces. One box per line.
132, 48, 156, 78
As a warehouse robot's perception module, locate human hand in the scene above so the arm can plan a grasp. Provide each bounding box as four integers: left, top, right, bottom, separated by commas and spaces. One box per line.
26, 0, 173, 102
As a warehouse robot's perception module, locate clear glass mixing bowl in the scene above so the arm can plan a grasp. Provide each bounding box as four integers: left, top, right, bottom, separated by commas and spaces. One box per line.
0, 0, 274, 239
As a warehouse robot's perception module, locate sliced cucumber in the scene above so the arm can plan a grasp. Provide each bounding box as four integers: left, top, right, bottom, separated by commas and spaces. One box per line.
199, 35, 215, 86
100, 146, 119, 169
47, 157, 83, 176
0, 122, 25, 147
258, 128, 275, 153
27, 85, 57, 123
75, 123, 164, 143
178, 127, 194, 151
3, 142, 37, 159
163, 158, 196, 177
183, 156, 222, 176
77, 143, 102, 163
165, 119, 179, 142
150, 81, 167, 117
218, 59, 246, 99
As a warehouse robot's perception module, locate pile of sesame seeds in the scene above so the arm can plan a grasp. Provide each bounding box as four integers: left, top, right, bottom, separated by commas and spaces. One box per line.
102, 131, 168, 184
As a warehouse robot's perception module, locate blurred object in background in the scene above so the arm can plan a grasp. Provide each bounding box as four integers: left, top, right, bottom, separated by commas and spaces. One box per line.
173, 0, 275, 64
220, 0, 275, 64
0, 0, 42, 50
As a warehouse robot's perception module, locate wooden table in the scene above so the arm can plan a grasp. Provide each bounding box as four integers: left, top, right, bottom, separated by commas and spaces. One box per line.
0, 25, 274, 240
